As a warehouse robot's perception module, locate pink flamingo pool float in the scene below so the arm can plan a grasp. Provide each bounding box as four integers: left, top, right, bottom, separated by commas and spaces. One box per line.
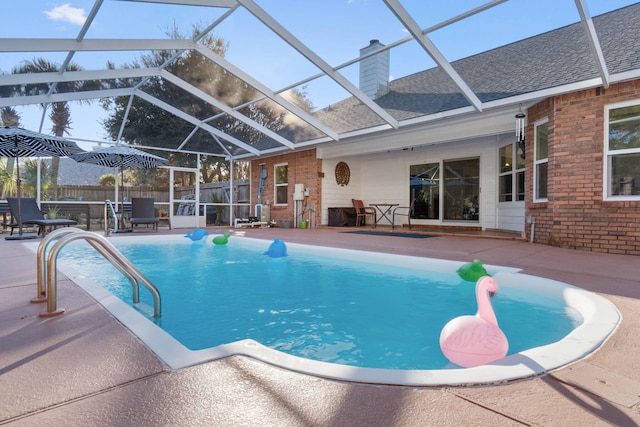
439, 276, 509, 368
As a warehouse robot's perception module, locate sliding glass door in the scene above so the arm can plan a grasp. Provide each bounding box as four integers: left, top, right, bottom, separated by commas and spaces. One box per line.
443, 158, 479, 221
409, 163, 440, 220
409, 158, 480, 222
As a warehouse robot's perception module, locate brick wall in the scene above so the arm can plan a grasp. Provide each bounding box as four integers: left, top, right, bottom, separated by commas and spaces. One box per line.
526, 80, 640, 255
250, 148, 322, 225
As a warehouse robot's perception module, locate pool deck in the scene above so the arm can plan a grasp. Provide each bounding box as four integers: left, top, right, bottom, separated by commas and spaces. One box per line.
1, 225, 639, 426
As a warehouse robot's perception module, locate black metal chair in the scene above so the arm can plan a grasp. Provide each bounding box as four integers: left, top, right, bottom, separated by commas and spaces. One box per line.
6, 197, 77, 236
129, 198, 159, 232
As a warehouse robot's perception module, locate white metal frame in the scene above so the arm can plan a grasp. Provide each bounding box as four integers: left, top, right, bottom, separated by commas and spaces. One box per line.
0, 0, 628, 161
169, 166, 200, 229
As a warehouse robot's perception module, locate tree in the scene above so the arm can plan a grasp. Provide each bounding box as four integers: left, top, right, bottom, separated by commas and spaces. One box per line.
0, 158, 15, 199
12, 58, 100, 198
21, 159, 52, 198
99, 174, 116, 187
102, 26, 312, 184
0, 106, 20, 198
1, 106, 20, 127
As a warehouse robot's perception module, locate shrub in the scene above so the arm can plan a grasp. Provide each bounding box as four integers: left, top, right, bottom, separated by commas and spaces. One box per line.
99, 174, 116, 187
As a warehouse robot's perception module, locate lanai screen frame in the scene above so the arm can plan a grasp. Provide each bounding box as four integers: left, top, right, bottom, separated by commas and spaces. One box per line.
0, 0, 629, 161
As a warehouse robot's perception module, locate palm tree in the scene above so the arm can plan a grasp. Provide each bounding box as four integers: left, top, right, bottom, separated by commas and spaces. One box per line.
1, 106, 20, 127
22, 158, 52, 198
12, 58, 97, 198
1, 106, 21, 198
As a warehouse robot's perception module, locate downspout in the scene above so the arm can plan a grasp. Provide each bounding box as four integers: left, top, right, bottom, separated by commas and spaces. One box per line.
255, 163, 267, 219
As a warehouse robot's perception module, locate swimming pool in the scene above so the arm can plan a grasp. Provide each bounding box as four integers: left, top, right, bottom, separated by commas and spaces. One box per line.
53, 234, 620, 386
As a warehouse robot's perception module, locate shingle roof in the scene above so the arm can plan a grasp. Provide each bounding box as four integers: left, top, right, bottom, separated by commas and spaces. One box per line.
260, 3, 640, 148
50, 158, 113, 186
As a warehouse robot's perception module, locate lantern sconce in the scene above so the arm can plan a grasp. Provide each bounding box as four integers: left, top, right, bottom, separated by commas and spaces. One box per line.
515, 105, 526, 159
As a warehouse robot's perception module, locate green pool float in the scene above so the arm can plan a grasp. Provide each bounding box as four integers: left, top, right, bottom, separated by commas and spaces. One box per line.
457, 259, 491, 282
212, 232, 231, 245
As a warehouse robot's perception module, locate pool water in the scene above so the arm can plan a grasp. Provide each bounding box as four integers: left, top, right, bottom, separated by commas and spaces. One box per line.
59, 236, 582, 371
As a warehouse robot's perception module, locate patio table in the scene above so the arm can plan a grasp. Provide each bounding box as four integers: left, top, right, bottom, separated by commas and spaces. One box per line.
370, 203, 399, 226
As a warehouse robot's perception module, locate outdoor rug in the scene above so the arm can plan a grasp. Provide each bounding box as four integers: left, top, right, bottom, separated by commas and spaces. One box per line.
342, 231, 435, 239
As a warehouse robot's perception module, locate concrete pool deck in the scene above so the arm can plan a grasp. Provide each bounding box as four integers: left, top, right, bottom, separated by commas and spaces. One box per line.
1, 226, 639, 426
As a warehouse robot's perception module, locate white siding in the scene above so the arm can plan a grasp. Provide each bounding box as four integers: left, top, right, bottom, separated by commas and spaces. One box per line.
496, 203, 525, 232
322, 158, 364, 217
320, 131, 524, 232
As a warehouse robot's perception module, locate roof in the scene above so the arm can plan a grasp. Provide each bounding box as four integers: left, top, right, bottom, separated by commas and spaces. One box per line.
287, 3, 640, 145
1, 1, 639, 159
48, 158, 113, 186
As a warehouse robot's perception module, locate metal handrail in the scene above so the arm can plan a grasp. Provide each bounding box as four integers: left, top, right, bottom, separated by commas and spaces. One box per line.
104, 199, 118, 235
37, 229, 161, 318
35, 227, 85, 302
36, 227, 141, 304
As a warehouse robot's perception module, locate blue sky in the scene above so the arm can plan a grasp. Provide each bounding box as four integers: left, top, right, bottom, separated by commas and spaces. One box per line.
1, 0, 636, 149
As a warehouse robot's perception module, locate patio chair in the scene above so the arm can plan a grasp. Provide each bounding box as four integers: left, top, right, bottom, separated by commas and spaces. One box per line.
6, 197, 77, 236
352, 199, 376, 227
129, 198, 159, 232
392, 198, 416, 229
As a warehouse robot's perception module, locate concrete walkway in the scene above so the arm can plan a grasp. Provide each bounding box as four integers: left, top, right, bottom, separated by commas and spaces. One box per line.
1, 226, 639, 426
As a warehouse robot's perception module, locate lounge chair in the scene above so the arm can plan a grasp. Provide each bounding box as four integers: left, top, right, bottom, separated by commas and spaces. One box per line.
392, 198, 416, 229
6, 197, 77, 236
129, 198, 159, 232
352, 199, 376, 227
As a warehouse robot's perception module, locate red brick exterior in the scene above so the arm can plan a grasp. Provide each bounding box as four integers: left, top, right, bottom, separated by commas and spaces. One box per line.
250, 149, 322, 225
251, 80, 640, 255
525, 80, 640, 255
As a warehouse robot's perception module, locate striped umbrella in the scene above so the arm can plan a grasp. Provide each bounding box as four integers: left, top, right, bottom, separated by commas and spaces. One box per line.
0, 126, 83, 158
0, 126, 84, 240
70, 145, 168, 169
71, 145, 168, 224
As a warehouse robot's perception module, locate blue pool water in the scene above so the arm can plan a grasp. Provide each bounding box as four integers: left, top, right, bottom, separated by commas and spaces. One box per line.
59, 237, 582, 370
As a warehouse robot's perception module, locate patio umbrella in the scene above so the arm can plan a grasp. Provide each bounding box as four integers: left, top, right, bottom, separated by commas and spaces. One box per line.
71, 145, 168, 170
0, 126, 84, 240
70, 145, 168, 231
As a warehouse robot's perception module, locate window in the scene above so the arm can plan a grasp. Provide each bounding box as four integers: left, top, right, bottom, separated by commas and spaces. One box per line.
274, 163, 288, 205
534, 119, 548, 201
605, 101, 640, 198
498, 143, 525, 202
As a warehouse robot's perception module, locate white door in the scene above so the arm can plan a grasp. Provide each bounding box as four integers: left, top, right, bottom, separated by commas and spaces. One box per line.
169, 166, 199, 229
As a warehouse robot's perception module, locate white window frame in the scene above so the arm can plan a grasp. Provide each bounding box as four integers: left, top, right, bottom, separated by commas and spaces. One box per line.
497, 142, 525, 204
274, 163, 288, 206
603, 99, 640, 201
533, 118, 549, 203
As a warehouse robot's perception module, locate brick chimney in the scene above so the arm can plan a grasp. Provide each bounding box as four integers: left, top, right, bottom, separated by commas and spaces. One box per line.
359, 39, 390, 99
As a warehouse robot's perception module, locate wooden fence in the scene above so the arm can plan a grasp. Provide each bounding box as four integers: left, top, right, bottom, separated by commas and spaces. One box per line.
46, 180, 252, 226
51, 185, 169, 203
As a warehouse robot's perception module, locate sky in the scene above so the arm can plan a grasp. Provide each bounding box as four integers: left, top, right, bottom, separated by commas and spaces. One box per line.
0, 0, 637, 150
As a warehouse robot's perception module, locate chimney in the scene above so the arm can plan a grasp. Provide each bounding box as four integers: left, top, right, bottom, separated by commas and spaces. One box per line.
359, 39, 389, 99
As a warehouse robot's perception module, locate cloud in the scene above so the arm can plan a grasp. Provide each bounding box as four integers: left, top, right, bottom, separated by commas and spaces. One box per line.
44, 3, 86, 25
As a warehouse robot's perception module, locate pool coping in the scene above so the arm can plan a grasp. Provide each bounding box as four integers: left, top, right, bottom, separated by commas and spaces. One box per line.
41, 235, 621, 387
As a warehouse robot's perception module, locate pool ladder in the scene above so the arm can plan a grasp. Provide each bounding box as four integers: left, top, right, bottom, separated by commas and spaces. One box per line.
34, 227, 161, 318
104, 199, 130, 235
